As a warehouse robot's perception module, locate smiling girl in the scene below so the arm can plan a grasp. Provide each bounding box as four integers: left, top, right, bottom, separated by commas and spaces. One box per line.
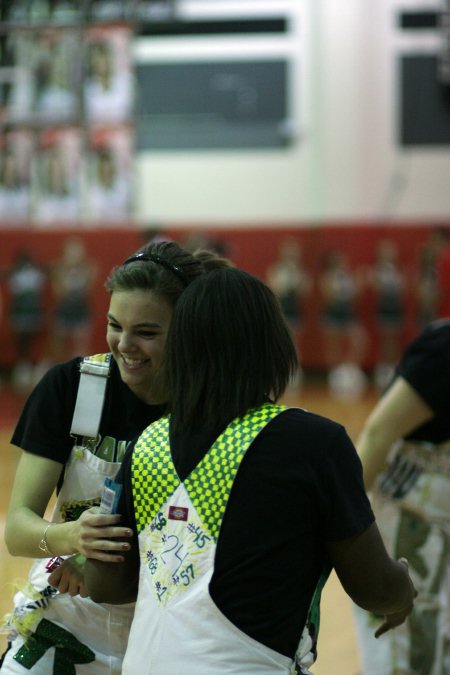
1, 241, 229, 675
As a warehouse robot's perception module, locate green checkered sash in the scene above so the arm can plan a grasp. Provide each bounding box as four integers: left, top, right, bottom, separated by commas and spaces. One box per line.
132, 403, 286, 540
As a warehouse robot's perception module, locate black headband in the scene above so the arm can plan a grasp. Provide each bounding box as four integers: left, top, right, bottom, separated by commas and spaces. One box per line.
123, 251, 190, 286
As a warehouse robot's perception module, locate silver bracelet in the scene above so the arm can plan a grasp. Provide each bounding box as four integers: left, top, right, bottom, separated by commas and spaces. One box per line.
38, 523, 54, 556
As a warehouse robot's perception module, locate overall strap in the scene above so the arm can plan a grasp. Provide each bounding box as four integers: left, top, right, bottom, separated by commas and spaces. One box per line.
186, 403, 286, 541
132, 403, 287, 537
132, 417, 177, 534
70, 353, 112, 440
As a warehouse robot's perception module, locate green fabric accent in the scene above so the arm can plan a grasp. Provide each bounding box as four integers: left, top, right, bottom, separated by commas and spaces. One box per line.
132, 417, 179, 533
132, 403, 286, 538
306, 564, 331, 639
13, 618, 95, 674
294, 564, 331, 671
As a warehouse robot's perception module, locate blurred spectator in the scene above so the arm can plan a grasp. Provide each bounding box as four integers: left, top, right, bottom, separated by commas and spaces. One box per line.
367, 239, 406, 390
182, 232, 231, 259
319, 249, 367, 398
266, 237, 311, 388
140, 224, 171, 246
415, 239, 439, 328
6, 249, 47, 390
47, 236, 97, 363
412, 228, 450, 328
266, 237, 312, 333
434, 228, 450, 318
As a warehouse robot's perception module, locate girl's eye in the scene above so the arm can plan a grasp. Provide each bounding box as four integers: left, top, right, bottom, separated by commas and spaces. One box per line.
107, 321, 121, 331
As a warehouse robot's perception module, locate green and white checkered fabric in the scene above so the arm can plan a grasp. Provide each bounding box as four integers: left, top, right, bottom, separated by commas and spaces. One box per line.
185, 404, 286, 540
132, 416, 176, 534
132, 403, 286, 537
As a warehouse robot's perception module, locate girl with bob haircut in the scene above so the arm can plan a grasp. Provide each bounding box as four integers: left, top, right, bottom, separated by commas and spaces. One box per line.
86, 267, 416, 675
167, 266, 298, 434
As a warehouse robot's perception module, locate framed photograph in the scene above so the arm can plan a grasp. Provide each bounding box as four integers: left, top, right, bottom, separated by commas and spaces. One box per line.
33, 126, 82, 225
83, 25, 133, 123
0, 33, 17, 123
5, 31, 34, 122
88, 0, 131, 22
86, 124, 133, 223
0, 128, 33, 224
32, 29, 80, 122
9, 29, 80, 123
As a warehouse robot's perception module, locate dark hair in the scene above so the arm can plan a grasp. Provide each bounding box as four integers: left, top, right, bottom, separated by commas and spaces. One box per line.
166, 267, 298, 434
104, 241, 205, 307
191, 248, 234, 272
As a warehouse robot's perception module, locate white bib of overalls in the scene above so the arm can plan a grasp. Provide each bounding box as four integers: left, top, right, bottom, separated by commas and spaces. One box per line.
123, 404, 326, 675
3, 355, 134, 675
354, 438, 450, 675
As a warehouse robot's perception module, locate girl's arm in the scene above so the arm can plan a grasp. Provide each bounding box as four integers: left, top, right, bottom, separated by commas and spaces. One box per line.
5, 451, 133, 561
356, 376, 433, 491
327, 521, 417, 638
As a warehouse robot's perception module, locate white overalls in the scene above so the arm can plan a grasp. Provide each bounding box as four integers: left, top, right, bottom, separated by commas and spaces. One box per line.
2, 355, 134, 675
354, 439, 450, 675
123, 403, 329, 675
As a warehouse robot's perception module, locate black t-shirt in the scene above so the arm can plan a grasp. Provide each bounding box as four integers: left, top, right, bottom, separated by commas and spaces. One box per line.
11, 356, 165, 466
397, 319, 450, 443
118, 407, 374, 658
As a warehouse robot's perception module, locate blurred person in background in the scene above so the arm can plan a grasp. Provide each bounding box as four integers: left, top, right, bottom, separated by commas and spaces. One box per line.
319, 249, 368, 399
266, 237, 312, 390
6, 249, 47, 391
415, 238, 440, 329
434, 228, 450, 319
46, 237, 97, 364
366, 239, 406, 391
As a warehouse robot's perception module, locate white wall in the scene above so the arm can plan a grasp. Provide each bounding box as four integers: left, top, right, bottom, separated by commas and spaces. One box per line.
133, 0, 450, 226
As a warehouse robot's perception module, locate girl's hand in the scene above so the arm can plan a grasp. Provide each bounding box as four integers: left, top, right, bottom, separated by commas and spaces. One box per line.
71, 507, 134, 562
374, 558, 417, 638
48, 555, 89, 597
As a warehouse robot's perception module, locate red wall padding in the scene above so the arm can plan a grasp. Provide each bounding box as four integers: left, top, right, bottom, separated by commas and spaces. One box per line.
0, 222, 446, 371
